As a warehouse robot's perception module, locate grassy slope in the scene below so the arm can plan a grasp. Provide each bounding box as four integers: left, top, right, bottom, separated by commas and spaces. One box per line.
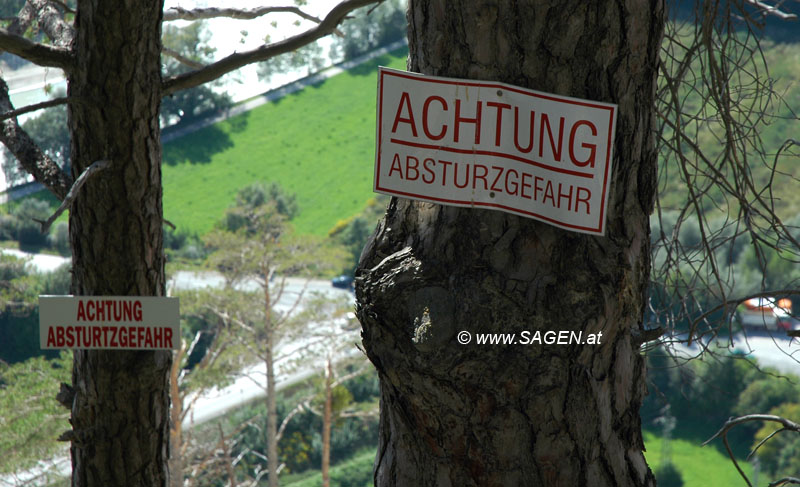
162, 49, 408, 237
282, 448, 374, 487
643, 430, 753, 486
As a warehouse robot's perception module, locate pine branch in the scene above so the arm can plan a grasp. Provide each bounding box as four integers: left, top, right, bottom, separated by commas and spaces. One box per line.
163, 5, 323, 24
0, 96, 71, 122
744, 0, 798, 19
162, 0, 379, 96
162, 47, 206, 70
0, 78, 71, 199
28, 0, 75, 47
37, 159, 111, 234
0, 27, 73, 70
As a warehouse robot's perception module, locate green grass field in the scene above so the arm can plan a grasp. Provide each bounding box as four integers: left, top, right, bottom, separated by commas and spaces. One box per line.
162, 49, 408, 237
643, 430, 753, 486
282, 448, 374, 487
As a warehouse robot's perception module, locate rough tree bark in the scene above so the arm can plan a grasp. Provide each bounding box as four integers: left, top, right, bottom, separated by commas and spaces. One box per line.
355, 1, 665, 486
67, 1, 171, 485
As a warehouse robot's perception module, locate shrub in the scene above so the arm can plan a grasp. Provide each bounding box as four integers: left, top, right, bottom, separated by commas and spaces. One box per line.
655, 462, 684, 487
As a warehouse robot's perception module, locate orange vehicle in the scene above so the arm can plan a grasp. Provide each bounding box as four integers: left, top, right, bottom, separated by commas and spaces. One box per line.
737, 297, 795, 331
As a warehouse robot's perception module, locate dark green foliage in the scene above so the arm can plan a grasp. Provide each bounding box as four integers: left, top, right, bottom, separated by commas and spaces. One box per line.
332, 0, 407, 60
8, 197, 50, 247
235, 181, 299, 221
345, 368, 380, 403
0, 255, 67, 363
21, 98, 70, 169
0, 308, 46, 364
222, 182, 299, 234
655, 462, 684, 487
0, 252, 27, 282
161, 22, 233, 127
752, 402, 800, 478
330, 195, 388, 272
47, 221, 70, 256
734, 377, 800, 440
163, 225, 206, 262
283, 448, 375, 487
0, 0, 25, 18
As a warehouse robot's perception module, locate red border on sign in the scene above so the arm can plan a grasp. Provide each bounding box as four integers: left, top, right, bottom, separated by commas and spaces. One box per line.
375, 68, 617, 235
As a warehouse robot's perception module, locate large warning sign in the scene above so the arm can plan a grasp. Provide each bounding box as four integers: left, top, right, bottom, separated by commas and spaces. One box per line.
40, 296, 179, 350
374, 67, 618, 235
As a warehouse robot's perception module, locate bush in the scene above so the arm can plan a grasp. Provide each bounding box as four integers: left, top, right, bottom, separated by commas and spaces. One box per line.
41, 263, 71, 295
47, 221, 70, 256
10, 198, 51, 247
284, 448, 375, 487
753, 402, 800, 478
0, 214, 15, 240
655, 462, 684, 487
164, 226, 207, 262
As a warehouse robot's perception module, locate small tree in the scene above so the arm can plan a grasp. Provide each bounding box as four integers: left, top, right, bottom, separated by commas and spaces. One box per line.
292, 292, 375, 487
198, 191, 346, 487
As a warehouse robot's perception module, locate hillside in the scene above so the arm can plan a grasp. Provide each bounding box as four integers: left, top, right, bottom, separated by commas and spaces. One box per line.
161, 48, 408, 237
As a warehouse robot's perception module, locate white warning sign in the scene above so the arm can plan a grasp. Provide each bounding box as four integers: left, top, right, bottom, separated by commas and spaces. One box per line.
374, 67, 618, 235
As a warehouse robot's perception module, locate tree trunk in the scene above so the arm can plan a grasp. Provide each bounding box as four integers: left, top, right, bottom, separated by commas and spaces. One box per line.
68, 1, 170, 486
355, 1, 664, 486
169, 343, 186, 487
321, 357, 333, 487
265, 281, 279, 487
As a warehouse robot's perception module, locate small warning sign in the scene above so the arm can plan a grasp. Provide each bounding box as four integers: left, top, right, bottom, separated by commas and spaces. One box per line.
374, 67, 618, 235
39, 296, 179, 350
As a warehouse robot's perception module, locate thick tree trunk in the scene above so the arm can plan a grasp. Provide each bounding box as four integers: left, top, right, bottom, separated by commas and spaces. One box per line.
356, 1, 664, 486
68, 1, 169, 486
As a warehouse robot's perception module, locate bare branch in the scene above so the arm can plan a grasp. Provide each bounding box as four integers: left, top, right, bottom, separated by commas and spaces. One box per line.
0, 78, 71, 199
705, 414, 800, 487
163, 5, 323, 24
38, 159, 111, 234
0, 27, 74, 70
162, 47, 205, 70
162, 0, 379, 96
0, 95, 71, 122
276, 399, 310, 442
744, 0, 798, 20
770, 478, 800, 487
